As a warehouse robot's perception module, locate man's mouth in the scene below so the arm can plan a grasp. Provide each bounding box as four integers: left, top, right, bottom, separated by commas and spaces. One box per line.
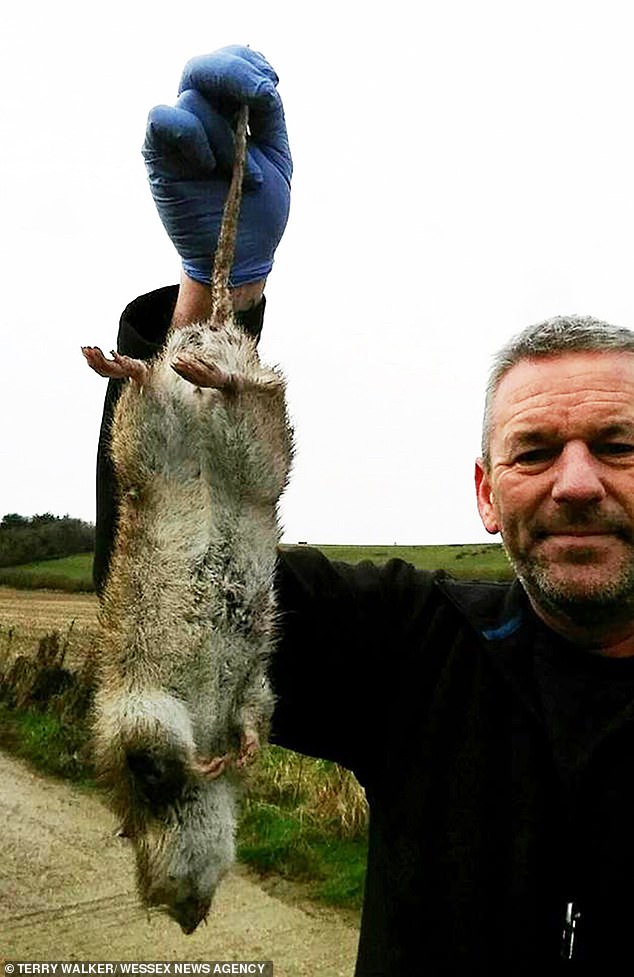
535, 530, 621, 544
533, 523, 630, 541
545, 530, 614, 537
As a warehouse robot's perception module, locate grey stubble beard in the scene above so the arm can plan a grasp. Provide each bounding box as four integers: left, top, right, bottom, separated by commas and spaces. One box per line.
504, 537, 634, 637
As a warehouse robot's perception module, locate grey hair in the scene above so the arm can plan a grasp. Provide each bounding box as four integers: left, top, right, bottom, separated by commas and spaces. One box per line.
481, 314, 634, 468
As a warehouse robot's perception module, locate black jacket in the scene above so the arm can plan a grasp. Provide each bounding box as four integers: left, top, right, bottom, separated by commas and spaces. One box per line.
272, 550, 634, 975
95, 289, 634, 975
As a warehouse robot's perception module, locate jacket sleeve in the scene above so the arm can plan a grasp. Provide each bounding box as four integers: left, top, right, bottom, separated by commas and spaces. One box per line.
271, 546, 439, 778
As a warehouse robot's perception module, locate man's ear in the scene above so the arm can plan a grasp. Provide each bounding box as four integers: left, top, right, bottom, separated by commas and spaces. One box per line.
475, 458, 500, 534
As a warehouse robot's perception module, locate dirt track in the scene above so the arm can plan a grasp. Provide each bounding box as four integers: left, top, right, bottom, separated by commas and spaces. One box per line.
0, 752, 359, 973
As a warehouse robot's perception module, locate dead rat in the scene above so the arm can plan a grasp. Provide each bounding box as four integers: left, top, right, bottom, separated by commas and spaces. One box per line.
82, 104, 293, 934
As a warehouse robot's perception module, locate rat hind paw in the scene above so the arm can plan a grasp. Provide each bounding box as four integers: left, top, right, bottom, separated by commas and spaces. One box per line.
171, 355, 235, 389
171, 354, 280, 393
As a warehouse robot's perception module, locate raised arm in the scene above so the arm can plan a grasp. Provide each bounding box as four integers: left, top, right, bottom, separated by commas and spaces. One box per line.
93, 46, 292, 591
142, 44, 292, 329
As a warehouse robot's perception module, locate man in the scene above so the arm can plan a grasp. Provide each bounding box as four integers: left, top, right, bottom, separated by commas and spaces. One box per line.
94, 46, 634, 974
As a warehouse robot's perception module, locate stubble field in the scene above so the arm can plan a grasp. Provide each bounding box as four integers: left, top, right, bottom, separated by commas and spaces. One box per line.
0, 586, 98, 665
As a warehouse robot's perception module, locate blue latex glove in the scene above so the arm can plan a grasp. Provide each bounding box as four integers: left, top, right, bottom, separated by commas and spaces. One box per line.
143, 45, 292, 287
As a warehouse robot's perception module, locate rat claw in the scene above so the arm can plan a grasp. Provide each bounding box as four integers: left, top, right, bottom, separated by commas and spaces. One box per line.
192, 754, 229, 779
236, 728, 260, 768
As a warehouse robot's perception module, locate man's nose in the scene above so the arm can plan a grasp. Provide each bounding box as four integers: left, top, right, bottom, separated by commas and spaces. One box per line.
551, 441, 607, 504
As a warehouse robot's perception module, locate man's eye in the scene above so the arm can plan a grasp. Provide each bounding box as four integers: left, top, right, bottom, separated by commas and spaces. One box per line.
595, 442, 634, 458
514, 448, 555, 466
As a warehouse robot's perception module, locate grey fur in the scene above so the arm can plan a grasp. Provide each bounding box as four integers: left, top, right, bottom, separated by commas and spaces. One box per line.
90, 105, 293, 933
481, 314, 634, 467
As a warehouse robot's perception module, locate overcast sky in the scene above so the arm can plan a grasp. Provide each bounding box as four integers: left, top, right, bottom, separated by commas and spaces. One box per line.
3, 0, 634, 545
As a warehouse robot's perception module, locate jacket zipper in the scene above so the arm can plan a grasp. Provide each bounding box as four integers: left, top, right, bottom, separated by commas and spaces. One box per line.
560, 900, 582, 961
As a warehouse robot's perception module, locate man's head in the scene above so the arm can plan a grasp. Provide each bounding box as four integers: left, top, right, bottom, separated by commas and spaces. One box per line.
475, 315, 634, 640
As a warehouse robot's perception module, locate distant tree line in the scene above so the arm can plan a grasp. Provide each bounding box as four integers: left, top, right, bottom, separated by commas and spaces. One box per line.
0, 513, 95, 567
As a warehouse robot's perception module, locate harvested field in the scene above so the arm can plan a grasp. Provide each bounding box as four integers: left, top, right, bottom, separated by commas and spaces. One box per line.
0, 586, 98, 667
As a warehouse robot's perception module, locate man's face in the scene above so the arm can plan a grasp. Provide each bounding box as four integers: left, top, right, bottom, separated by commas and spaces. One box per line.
475, 351, 634, 632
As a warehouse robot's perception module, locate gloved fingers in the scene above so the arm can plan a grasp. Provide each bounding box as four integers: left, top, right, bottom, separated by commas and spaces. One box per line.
143, 105, 216, 179
175, 90, 263, 188
247, 99, 292, 184
217, 44, 280, 85
178, 45, 278, 103
178, 46, 292, 179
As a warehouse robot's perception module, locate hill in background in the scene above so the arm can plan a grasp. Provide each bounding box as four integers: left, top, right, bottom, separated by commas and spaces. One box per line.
0, 513, 94, 571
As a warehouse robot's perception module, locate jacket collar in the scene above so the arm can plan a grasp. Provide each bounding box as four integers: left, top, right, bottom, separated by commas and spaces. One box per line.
435, 574, 546, 728
435, 573, 528, 641
435, 573, 634, 766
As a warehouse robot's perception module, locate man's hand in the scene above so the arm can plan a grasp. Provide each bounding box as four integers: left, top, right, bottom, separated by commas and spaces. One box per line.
143, 45, 292, 288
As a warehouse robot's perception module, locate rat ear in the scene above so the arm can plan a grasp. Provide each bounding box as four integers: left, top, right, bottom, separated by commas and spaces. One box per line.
474, 459, 500, 534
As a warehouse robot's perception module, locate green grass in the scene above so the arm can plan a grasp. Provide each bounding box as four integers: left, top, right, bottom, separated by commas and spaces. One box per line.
0, 543, 512, 592
239, 799, 367, 909
0, 702, 94, 782
237, 745, 368, 909
290, 542, 513, 581
0, 544, 512, 593
0, 553, 94, 591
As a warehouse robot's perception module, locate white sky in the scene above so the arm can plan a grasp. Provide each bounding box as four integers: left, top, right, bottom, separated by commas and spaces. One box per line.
3, 0, 634, 545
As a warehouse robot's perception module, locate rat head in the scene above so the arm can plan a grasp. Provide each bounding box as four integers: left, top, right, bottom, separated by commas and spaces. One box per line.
93, 689, 236, 933
134, 775, 236, 933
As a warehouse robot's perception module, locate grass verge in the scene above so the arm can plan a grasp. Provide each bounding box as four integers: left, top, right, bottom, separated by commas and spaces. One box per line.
0, 702, 94, 782
239, 800, 366, 909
